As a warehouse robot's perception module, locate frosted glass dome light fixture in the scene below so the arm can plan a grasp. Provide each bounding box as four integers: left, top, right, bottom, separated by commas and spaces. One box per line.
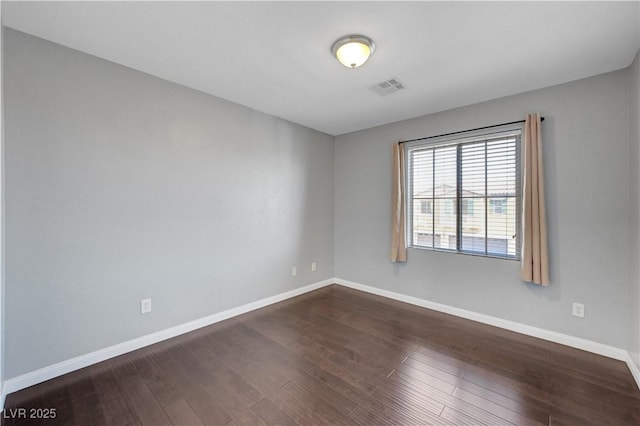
331, 35, 375, 68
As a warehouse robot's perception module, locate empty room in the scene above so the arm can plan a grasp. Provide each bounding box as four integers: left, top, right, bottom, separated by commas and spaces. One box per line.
1, 1, 640, 425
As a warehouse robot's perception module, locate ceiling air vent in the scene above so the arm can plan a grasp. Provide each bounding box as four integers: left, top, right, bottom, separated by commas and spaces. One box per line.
369, 77, 406, 96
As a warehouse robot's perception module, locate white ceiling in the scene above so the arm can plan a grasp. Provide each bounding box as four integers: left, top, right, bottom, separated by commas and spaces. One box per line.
3, 1, 640, 136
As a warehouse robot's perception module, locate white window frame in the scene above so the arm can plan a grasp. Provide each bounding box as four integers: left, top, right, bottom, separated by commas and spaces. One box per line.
404, 124, 523, 260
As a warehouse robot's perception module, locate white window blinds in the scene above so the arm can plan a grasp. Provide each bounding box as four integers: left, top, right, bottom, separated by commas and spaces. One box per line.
406, 128, 521, 259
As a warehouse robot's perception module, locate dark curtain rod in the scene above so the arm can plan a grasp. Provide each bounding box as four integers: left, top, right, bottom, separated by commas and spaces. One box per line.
399, 117, 545, 144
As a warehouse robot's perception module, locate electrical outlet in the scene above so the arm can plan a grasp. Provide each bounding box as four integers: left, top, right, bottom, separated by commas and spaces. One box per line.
140, 298, 152, 314
311, 262, 317, 272
291, 266, 297, 277
572, 302, 584, 318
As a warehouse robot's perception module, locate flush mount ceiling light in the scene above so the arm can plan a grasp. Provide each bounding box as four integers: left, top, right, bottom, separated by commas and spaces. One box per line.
331, 34, 375, 68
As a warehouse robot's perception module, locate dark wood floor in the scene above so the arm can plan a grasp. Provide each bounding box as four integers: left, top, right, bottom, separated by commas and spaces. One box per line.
3, 284, 640, 426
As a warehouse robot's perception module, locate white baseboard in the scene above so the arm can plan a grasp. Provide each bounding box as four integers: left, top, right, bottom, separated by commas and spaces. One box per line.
626, 352, 640, 389
2, 279, 334, 401
334, 278, 640, 390
3, 276, 639, 406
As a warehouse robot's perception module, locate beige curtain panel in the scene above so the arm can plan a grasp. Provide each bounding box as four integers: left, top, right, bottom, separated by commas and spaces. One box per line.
391, 142, 407, 262
521, 113, 550, 285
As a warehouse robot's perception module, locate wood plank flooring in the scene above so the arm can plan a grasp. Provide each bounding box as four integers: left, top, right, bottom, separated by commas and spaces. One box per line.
3, 284, 640, 425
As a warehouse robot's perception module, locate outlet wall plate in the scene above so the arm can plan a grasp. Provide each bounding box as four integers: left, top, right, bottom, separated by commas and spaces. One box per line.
572, 302, 585, 318
140, 298, 152, 314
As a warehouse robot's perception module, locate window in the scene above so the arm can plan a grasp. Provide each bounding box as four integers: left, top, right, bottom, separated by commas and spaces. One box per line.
420, 200, 433, 214
462, 199, 474, 216
489, 198, 506, 214
406, 126, 521, 259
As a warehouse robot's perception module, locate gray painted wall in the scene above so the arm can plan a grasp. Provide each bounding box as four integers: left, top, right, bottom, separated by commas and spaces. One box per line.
630, 50, 640, 369
4, 25, 639, 383
335, 69, 631, 349
1, 8, 5, 388
4, 29, 334, 379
